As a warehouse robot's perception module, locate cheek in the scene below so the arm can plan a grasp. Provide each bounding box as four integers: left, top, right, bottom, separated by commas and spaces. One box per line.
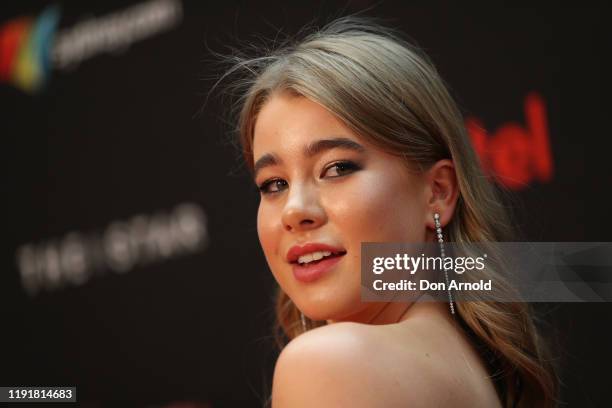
326, 172, 424, 242
257, 204, 278, 260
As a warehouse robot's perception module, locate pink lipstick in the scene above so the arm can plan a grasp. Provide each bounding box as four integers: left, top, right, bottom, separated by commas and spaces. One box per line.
286, 243, 346, 283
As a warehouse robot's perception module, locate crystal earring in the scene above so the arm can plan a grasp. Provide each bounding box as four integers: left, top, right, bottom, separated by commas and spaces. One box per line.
300, 311, 308, 332
434, 212, 455, 315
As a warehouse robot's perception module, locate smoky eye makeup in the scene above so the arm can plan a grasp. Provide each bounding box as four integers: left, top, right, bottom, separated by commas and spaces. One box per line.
320, 160, 362, 178
257, 178, 288, 194
256, 159, 363, 195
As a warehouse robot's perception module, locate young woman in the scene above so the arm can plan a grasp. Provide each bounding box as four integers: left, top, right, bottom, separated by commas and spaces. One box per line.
221, 16, 558, 407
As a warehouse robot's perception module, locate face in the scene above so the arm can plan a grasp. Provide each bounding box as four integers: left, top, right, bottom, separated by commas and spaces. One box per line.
253, 91, 430, 322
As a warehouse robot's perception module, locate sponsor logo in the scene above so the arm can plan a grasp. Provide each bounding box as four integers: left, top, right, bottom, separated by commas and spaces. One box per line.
0, 0, 182, 93
16, 202, 208, 296
0, 6, 60, 92
467, 92, 554, 190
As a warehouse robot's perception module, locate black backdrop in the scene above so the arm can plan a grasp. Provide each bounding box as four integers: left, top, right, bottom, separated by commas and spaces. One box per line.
2, 1, 611, 407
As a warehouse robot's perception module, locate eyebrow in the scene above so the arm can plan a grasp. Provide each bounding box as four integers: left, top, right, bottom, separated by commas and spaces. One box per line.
253, 137, 366, 179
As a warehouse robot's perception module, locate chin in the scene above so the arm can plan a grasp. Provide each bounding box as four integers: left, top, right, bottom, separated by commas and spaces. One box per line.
298, 291, 362, 322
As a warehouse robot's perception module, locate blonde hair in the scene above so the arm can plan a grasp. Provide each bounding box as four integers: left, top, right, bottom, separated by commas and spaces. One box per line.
219, 16, 558, 407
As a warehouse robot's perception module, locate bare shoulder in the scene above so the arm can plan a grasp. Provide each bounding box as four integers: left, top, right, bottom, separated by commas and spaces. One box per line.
271, 320, 499, 408
272, 322, 394, 408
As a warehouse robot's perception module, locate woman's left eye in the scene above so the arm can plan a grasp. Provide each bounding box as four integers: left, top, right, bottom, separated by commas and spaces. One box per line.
322, 161, 361, 178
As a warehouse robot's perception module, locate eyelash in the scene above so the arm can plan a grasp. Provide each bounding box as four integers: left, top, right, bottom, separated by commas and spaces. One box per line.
257, 160, 361, 195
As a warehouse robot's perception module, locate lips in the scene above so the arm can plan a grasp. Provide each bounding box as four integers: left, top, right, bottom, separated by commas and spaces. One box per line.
286, 242, 346, 263
286, 242, 347, 283
292, 254, 345, 283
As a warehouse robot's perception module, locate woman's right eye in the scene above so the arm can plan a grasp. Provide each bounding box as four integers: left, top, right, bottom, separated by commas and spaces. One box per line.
258, 179, 288, 194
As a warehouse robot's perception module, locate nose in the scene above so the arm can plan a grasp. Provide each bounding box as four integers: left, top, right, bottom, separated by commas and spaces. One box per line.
281, 181, 327, 232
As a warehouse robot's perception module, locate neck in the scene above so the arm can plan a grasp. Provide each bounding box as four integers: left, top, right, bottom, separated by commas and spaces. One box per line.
326, 300, 452, 326
326, 301, 412, 325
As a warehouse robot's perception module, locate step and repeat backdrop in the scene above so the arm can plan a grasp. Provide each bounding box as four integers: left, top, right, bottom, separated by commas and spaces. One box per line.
2, 1, 609, 407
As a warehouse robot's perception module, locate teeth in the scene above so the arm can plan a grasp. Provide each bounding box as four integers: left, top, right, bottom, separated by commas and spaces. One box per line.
298, 250, 332, 264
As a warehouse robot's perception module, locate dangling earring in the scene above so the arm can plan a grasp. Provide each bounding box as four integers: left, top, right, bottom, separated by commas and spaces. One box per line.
300, 311, 308, 332
434, 213, 455, 315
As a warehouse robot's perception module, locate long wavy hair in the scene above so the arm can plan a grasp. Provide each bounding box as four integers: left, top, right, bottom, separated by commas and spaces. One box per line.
218, 16, 558, 407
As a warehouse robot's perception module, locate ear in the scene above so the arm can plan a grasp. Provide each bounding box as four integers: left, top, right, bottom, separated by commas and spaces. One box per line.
424, 159, 459, 230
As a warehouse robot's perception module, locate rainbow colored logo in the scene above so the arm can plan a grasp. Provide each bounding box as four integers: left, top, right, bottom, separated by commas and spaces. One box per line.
0, 6, 60, 93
